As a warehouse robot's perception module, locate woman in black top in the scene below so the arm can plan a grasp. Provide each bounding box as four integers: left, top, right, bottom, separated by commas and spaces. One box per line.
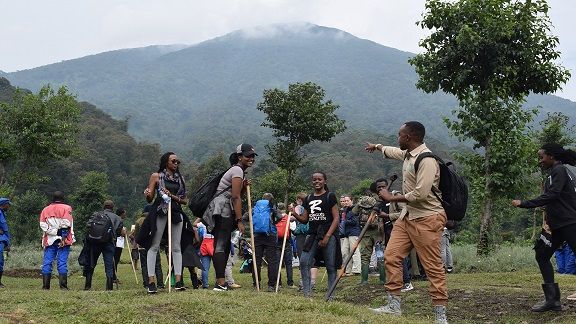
293, 172, 340, 297
513, 143, 576, 312
141, 152, 189, 293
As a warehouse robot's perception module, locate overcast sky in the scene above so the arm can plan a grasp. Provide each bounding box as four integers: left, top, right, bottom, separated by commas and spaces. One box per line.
1, 0, 574, 101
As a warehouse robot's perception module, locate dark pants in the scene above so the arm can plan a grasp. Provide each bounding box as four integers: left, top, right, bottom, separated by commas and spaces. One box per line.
535, 223, 576, 283
85, 241, 115, 278
139, 248, 164, 288
252, 234, 279, 288
212, 215, 234, 279
113, 247, 123, 279
276, 237, 294, 286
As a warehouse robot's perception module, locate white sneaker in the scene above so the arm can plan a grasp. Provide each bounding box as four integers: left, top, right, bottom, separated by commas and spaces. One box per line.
400, 282, 414, 292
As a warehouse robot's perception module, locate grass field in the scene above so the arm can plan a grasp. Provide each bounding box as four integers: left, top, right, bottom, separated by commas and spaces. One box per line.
1, 244, 576, 323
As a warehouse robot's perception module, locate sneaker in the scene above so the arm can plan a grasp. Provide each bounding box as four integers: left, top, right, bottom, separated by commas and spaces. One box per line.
287, 284, 298, 289
175, 281, 186, 291
147, 282, 158, 294
229, 283, 241, 289
567, 292, 576, 300
157, 284, 166, 289
267, 286, 276, 292
401, 282, 414, 292
370, 294, 402, 316
213, 283, 229, 291
446, 267, 453, 274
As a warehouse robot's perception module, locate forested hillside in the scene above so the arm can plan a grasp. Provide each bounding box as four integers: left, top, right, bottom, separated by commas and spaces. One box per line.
7, 23, 575, 162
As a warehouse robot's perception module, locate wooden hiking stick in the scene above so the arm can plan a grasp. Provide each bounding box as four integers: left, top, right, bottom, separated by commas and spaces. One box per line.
125, 231, 138, 284
246, 185, 260, 292
275, 212, 292, 293
324, 174, 398, 301
168, 200, 172, 293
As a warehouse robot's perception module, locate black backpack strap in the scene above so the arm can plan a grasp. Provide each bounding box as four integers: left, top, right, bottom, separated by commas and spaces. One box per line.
414, 152, 443, 203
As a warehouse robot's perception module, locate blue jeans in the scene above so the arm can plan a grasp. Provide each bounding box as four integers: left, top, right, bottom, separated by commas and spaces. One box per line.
201, 255, 212, 288
42, 244, 70, 275
86, 241, 116, 278
276, 238, 294, 286
0, 242, 6, 272
300, 235, 337, 295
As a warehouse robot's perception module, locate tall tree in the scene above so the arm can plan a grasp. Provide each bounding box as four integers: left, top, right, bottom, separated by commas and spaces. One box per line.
0, 85, 81, 186
257, 82, 346, 206
70, 171, 110, 239
409, 0, 571, 254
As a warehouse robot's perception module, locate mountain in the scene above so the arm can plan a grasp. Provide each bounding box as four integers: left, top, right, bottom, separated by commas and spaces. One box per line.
6, 23, 576, 161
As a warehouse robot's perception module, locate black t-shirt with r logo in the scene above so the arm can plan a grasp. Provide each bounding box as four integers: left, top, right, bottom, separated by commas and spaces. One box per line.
303, 191, 337, 235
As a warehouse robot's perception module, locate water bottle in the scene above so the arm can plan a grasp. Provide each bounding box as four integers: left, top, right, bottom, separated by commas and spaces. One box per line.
159, 189, 170, 203
375, 241, 384, 263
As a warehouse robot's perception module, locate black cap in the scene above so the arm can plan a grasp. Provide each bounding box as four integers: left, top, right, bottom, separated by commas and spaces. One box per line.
236, 143, 258, 157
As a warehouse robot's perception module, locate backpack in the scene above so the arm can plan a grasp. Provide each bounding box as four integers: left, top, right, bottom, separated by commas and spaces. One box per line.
252, 200, 277, 235
188, 168, 232, 218
415, 152, 468, 222
86, 211, 113, 243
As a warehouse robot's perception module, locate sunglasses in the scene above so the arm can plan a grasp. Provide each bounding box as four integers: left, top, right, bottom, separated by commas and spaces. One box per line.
171, 159, 181, 165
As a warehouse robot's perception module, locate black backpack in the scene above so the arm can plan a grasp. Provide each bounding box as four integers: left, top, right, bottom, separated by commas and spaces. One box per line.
86, 211, 113, 243
415, 152, 468, 221
189, 167, 234, 218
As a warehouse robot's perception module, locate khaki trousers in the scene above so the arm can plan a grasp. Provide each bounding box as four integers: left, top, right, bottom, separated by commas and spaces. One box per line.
384, 213, 448, 305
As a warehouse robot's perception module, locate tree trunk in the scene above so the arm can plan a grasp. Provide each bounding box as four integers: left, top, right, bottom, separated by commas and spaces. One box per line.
477, 137, 493, 255
283, 169, 294, 208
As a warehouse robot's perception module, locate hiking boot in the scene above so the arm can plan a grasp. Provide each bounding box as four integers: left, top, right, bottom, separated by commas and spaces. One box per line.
267, 286, 276, 292
434, 305, 448, 324
213, 283, 229, 291
531, 283, 562, 312
370, 294, 402, 316
42, 274, 51, 290
229, 283, 241, 289
401, 282, 414, 292
59, 274, 69, 290
147, 282, 158, 294
175, 281, 186, 291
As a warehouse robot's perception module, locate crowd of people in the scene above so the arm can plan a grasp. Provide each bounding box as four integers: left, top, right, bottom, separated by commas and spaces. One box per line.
2, 121, 576, 323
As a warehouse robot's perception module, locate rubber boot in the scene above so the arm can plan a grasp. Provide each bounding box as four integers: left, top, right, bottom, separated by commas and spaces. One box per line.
84, 271, 93, 291
531, 283, 562, 312
59, 274, 69, 290
106, 277, 114, 291
360, 264, 369, 285
378, 262, 386, 284
42, 274, 51, 290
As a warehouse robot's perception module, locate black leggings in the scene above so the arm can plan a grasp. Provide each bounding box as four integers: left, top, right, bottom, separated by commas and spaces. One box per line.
535, 223, 576, 283
212, 215, 234, 279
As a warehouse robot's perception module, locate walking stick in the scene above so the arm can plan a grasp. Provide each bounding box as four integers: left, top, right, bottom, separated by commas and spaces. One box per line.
275, 212, 292, 293
168, 200, 172, 293
325, 175, 398, 301
125, 231, 138, 284
247, 184, 260, 292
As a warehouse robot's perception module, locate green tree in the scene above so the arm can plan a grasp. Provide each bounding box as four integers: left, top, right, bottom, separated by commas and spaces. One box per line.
257, 82, 346, 206
0, 85, 81, 187
70, 171, 110, 239
409, 0, 571, 254
7, 190, 47, 244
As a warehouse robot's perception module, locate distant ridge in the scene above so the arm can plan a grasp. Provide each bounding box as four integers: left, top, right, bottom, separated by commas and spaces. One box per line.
6, 23, 575, 161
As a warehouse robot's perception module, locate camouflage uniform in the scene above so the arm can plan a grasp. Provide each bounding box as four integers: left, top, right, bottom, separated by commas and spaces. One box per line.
352, 195, 386, 284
